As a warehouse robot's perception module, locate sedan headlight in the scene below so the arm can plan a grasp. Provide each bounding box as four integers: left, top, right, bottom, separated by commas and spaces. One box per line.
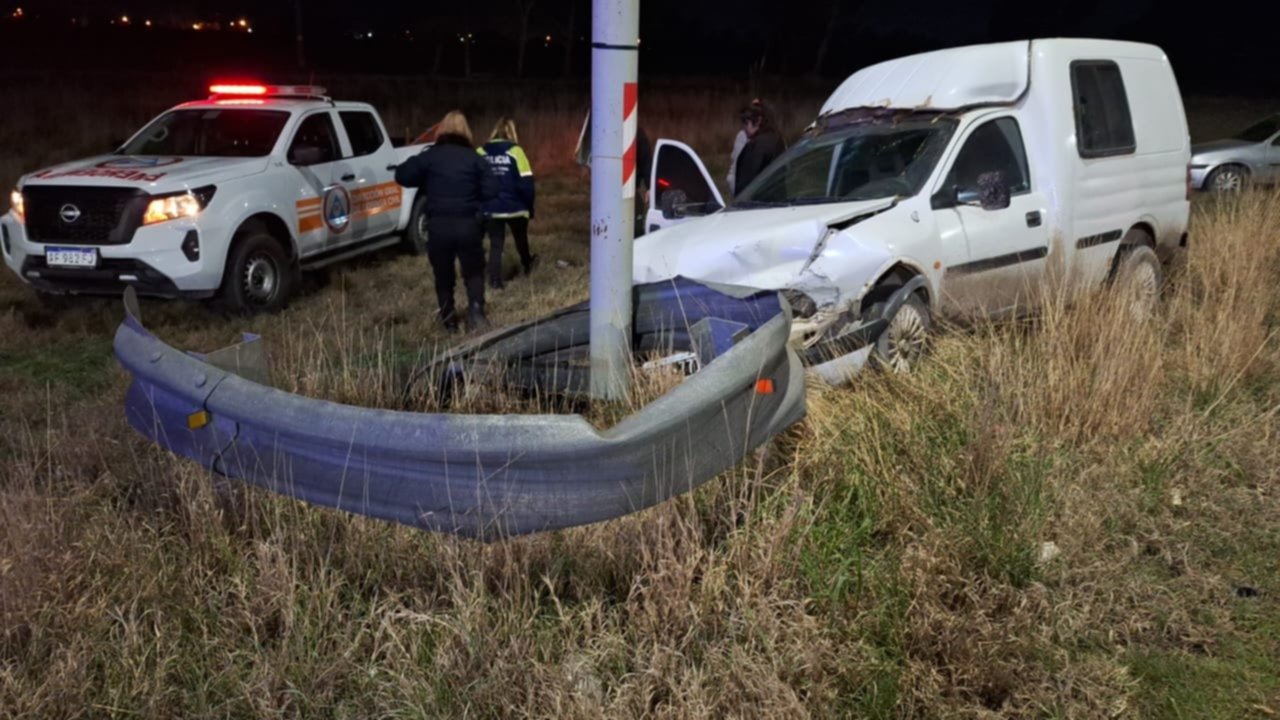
9, 188, 23, 223
143, 185, 216, 226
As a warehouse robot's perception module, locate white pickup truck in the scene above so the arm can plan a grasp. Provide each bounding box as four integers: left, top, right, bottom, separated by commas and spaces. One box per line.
2, 83, 432, 313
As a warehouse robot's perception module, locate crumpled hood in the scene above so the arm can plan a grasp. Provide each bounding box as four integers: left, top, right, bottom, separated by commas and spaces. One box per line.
21, 154, 270, 191
633, 199, 896, 297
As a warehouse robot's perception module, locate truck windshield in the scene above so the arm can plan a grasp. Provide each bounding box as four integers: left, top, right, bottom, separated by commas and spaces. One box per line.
733, 117, 957, 207
118, 109, 291, 157
1233, 115, 1280, 143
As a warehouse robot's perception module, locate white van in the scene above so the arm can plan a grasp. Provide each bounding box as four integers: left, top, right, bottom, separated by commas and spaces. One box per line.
634, 38, 1191, 382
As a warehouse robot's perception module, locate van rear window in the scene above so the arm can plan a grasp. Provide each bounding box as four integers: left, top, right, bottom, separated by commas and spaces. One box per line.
1071, 61, 1136, 158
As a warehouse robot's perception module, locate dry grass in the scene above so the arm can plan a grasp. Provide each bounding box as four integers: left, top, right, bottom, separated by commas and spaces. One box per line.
2, 79, 1279, 717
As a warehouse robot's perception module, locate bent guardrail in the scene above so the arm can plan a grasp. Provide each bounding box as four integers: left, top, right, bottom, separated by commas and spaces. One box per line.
113, 277, 806, 541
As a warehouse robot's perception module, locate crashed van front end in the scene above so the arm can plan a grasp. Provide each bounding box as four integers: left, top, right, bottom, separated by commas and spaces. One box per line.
113, 278, 805, 541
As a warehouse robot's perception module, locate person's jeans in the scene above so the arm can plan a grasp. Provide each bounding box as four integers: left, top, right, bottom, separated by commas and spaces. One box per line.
485, 217, 532, 285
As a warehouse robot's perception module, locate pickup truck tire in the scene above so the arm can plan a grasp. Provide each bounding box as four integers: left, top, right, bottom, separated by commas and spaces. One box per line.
868, 291, 931, 374
216, 226, 295, 315
1110, 243, 1162, 321
402, 195, 429, 256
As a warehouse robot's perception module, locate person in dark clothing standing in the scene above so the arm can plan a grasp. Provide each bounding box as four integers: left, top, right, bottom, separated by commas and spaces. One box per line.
395, 110, 498, 331
479, 116, 537, 289
634, 125, 652, 238
733, 102, 786, 195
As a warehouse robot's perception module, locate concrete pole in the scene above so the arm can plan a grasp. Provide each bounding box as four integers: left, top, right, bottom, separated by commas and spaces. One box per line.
588, 0, 640, 400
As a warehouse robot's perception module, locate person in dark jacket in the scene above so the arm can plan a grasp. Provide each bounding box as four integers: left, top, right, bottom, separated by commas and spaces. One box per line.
733, 101, 786, 194
394, 110, 498, 331
479, 116, 537, 289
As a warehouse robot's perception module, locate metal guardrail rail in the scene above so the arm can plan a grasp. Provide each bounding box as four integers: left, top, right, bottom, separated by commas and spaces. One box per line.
113, 278, 806, 541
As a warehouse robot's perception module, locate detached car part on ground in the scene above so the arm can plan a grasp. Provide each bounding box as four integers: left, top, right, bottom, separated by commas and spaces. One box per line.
113, 278, 806, 541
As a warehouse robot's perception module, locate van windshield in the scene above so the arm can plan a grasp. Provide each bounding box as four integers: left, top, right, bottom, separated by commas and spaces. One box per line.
119, 109, 291, 157
1233, 115, 1280, 143
733, 117, 957, 208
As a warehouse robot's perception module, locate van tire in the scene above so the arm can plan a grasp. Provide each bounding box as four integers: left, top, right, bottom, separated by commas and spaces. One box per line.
215, 224, 296, 315
1109, 244, 1162, 321
868, 291, 931, 374
402, 195, 429, 256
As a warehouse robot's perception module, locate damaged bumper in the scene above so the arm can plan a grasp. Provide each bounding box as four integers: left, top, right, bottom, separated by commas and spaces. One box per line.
113, 278, 806, 541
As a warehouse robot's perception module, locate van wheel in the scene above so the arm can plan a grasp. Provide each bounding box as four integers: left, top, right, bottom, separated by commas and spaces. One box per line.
402, 195, 429, 256
1206, 165, 1248, 193
1110, 244, 1162, 322
216, 224, 295, 315
868, 291, 931, 373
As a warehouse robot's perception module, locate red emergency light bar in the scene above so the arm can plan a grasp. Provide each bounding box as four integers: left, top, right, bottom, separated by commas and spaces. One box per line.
208, 83, 329, 99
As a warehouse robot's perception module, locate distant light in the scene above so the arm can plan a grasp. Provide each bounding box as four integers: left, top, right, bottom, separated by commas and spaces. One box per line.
544, 34, 551, 42
246, 27, 252, 33
12, 7, 23, 19
120, 15, 129, 24
192, 22, 202, 30
367, 31, 374, 38
238, 19, 247, 28
144, 19, 151, 27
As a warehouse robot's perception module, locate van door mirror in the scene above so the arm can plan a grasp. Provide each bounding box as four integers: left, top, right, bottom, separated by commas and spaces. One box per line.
930, 186, 959, 210
975, 171, 1011, 211
661, 189, 689, 219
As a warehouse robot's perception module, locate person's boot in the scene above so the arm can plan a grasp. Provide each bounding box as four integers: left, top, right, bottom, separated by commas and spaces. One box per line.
467, 301, 489, 331
522, 254, 539, 276
437, 301, 459, 331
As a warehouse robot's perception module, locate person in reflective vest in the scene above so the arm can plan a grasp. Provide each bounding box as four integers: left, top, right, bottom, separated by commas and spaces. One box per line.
478, 117, 537, 289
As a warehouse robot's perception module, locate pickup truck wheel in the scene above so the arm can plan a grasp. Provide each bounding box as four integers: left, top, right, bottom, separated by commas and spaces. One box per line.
869, 292, 931, 374
1110, 244, 1162, 321
402, 195, 429, 256
218, 229, 295, 315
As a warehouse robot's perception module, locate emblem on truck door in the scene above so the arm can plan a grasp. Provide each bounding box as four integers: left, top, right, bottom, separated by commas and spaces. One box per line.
59, 204, 82, 223
323, 185, 351, 234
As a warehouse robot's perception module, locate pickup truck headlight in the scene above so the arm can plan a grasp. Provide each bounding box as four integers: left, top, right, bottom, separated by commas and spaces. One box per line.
8, 188, 23, 223
143, 185, 216, 226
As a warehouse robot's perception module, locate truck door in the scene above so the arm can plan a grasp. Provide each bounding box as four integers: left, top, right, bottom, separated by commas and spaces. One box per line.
287, 111, 347, 254
334, 109, 402, 242
931, 116, 1051, 319
646, 140, 725, 234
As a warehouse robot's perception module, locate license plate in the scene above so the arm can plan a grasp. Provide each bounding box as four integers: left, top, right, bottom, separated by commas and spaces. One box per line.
45, 246, 99, 268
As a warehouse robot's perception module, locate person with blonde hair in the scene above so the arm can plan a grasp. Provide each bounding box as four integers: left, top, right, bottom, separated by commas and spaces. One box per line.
394, 109, 497, 330
478, 115, 537, 289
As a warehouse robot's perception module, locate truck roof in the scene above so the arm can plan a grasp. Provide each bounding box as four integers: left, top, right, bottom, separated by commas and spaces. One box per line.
818, 37, 1170, 117
172, 98, 377, 113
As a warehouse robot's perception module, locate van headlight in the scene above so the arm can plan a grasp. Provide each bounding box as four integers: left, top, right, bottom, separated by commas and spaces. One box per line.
9, 188, 23, 223
143, 186, 216, 226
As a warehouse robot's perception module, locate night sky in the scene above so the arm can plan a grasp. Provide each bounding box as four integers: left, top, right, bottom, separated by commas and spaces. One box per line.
4, 0, 1278, 96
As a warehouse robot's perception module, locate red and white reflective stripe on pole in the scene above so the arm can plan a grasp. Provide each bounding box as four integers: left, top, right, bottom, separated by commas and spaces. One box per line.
589, 0, 639, 401
621, 82, 638, 200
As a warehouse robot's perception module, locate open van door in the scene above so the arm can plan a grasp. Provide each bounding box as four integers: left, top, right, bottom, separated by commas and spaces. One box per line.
647, 140, 725, 234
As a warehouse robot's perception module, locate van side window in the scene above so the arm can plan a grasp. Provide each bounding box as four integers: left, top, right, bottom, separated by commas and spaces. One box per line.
944, 117, 1031, 203
1071, 61, 1136, 158
339, 111, 385, 157
288, 113, 340, 166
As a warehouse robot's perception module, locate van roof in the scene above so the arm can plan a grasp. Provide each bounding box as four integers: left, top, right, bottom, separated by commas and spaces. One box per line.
818, 38, 1169, 117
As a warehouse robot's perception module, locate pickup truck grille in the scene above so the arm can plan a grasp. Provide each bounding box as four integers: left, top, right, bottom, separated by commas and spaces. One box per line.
23, 186, 148, 246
